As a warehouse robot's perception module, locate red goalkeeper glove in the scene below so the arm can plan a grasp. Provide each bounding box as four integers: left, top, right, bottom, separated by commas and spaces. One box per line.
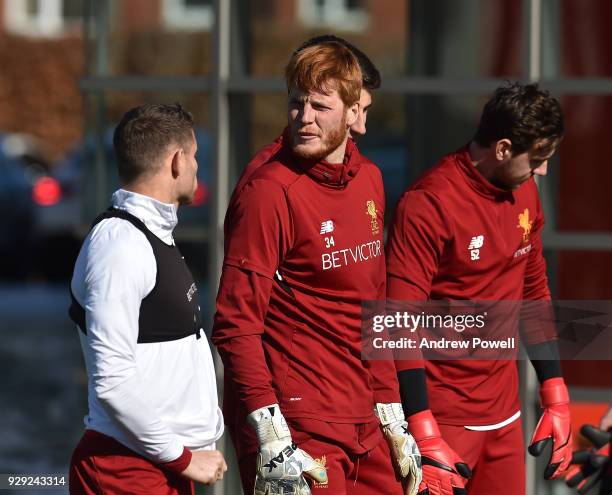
408, 410, 472, 495
528, 377, 573, 479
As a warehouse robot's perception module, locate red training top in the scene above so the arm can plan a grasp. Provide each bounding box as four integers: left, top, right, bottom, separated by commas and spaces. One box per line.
386, 146, 551, 426
213, 136, 400, 457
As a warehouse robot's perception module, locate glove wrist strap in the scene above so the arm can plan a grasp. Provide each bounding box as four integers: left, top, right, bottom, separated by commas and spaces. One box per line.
407, 409, 441, 440
247, 404, 291, 444
376, 402, 405, 426
540, 378, 569, 406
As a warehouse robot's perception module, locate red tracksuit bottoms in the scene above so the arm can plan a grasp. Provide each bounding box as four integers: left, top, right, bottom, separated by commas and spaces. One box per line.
439, 419, 526, 495
234, 419, 405, 495
69, 430, 194, 495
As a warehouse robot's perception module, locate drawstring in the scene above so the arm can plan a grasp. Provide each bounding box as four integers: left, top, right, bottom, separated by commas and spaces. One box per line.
353, 455, 360, 486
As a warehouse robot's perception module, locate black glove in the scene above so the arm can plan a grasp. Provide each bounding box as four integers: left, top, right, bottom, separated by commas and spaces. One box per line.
565, 425, 611, 494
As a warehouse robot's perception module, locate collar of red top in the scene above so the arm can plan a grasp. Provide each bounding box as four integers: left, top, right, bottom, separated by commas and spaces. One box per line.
282, 130, 362, 187
455, 145, 515, 202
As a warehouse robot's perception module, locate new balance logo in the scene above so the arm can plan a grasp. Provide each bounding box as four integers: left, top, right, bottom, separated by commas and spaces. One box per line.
468, 235, 484, 261
468, 235, 484, 250
320, 220, 334, 234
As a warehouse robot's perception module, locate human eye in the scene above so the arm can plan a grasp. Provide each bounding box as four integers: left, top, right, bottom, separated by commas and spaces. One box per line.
312, 102, 331, 111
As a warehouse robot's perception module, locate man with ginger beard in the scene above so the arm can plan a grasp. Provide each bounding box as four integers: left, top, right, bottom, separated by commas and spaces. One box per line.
212, 43, 421, 494
228, 35, 380, 211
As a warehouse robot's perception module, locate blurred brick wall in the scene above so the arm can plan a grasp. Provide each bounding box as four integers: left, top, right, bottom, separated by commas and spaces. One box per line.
118, 0, 162, 32
0, 34, 84, 161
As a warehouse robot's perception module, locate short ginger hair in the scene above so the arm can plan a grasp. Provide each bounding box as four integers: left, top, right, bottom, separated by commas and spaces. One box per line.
285, 42, 362, 107
294, 35, 381, 91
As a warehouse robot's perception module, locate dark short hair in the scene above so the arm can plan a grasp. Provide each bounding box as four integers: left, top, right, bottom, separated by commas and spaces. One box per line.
294, 35, 381, 91
473, 82, 564, 154
113, 103, 194, 184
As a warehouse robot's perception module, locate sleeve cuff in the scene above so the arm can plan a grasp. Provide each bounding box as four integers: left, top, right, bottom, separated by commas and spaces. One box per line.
373, 391, 402, 404
244, 393, 281, 416
161, 447, 192, 475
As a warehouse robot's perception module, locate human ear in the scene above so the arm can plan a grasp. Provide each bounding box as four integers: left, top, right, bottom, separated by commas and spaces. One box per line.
495, 139, 512, 161
170, 149, 182, 179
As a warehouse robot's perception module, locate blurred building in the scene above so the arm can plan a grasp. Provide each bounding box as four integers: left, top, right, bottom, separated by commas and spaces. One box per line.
0, 0, 83, 160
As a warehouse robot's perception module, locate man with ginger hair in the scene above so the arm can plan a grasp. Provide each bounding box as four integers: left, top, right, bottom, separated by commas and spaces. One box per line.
212, 42, 421, 494
228, 35, 381, 210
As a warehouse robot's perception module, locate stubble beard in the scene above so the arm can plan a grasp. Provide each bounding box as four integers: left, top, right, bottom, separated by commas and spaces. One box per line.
488, 164, 519, 191
291, 114, 348, 162
177, 179, 198, 206
490, 171, 528, 191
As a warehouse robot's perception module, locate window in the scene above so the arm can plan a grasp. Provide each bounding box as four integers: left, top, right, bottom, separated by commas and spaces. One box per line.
3, 0, 82, 37
298, 0, 369, 31
163, 0, 213, 31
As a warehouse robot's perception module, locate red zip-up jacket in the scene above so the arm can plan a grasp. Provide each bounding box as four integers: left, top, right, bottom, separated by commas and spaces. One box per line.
386, 146, 551, 426
213, 137, 400, 458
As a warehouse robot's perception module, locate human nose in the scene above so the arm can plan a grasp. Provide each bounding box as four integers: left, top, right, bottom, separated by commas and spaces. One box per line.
351, 112, 366, 136
300, 103, 315, 124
